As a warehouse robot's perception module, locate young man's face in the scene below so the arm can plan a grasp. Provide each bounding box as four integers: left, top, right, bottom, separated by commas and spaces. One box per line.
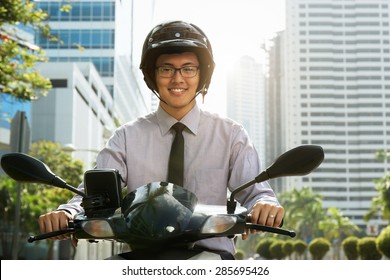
155, 52, 200, 120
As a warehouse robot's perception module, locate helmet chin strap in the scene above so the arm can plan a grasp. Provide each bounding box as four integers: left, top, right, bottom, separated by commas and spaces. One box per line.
152, 89, 168, 105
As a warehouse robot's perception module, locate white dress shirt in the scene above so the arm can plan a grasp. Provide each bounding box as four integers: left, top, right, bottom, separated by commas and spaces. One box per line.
59, 103, 280, 255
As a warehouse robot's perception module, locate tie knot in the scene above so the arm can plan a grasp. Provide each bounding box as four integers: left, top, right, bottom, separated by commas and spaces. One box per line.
172, 122, 185, 133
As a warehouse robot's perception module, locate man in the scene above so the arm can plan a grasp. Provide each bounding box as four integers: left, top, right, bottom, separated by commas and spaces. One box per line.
38, 20, 284, 259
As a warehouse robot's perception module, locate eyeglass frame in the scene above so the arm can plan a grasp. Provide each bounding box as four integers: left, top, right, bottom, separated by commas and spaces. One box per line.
155, 65, 200, 78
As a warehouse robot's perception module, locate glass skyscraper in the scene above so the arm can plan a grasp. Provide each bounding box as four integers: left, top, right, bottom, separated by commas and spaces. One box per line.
35, 0, 150, 123
269, 0, 390, 231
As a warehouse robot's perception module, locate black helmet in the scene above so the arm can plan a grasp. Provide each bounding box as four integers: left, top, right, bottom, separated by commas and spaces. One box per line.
140, 20, 215, 97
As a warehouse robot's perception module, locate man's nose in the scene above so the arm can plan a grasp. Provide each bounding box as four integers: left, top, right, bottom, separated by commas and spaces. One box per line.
171, 69, 184, 81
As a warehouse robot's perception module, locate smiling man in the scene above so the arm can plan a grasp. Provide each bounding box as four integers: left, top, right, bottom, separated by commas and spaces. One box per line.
38, 20, 284, 259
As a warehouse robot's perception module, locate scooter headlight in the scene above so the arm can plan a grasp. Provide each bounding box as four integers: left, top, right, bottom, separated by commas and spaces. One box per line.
81, 220, 114, 238
200, 215, 237, 234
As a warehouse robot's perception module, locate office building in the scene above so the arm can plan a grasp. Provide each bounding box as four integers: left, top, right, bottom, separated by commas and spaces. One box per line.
33, 62, 116, 168
34, 0, 152, 124
227, 56, 266, 168
273, 0, 390, 230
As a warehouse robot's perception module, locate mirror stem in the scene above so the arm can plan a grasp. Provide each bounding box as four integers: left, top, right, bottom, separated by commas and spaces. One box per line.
227, 171, 270, 214
52, 176, 86, 198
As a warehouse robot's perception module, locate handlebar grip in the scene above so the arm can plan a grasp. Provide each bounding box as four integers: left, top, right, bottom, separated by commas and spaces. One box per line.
28, 228, 75, 243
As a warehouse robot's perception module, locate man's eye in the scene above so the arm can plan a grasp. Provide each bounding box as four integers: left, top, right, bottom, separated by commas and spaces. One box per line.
182, 67, 195, 73
161, 67, 173, 73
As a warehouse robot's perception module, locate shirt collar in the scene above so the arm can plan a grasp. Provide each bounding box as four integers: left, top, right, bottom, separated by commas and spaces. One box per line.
156, 104, 200, 136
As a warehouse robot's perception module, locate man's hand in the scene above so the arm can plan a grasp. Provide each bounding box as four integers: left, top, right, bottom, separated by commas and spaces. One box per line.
242, 202, 284, 240
38, 210, 78, 247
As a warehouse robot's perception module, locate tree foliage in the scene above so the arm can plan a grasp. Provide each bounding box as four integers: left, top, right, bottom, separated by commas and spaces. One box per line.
282, 240, 294, 259
365, 172, 390, 222
319, 208, 360, 240
319, 207, 361, 259
376, 225, 390, 259
358, 237, 382, 260
365, 150, 390, 222
269, 240, 286, 260
255, 238, 276, 260
293, 239, 307, 259
234, 249, 245, 260
0, 0, 52, 100
341, 236, 359, 260
279, 186, 325, 241
308, 237, 331, 260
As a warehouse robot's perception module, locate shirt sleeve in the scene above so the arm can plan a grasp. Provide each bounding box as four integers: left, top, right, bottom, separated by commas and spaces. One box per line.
228, 125, 280, 212
57, 182, 85, 216
56, 126, 128, 217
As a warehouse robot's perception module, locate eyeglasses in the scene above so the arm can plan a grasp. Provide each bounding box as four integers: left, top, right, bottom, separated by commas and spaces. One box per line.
156, 66, 199, 78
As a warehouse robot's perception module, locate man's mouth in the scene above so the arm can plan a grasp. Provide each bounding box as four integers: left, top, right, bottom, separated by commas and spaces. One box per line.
169, 88, 186, 95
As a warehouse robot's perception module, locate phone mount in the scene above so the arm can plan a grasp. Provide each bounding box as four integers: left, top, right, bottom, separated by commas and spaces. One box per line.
82, 169, 123, 218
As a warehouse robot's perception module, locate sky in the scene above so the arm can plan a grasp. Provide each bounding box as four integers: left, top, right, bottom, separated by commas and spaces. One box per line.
150, 0, 286, 114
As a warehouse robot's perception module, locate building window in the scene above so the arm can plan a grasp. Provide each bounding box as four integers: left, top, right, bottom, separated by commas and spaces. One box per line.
50, 79, 67, 88
37, 1, 115, 22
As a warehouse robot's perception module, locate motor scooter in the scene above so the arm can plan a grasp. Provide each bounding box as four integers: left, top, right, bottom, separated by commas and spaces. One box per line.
1, 145, 324, 259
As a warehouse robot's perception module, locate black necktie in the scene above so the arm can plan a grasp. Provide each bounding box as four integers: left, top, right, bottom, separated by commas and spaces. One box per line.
168, 122, 185, 186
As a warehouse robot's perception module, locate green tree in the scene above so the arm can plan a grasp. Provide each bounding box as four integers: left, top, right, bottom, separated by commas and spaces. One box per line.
293, 239, 307, 260
341, 236, 359, 260
319, 207, 360, 259
308, 237, 331, 260
365, 150, 390, 222
376, 225, 390, 259
0, 140, 83, 259
282, 240, 294, 259
256, 238, 276, 260
234, 249, 245, 260
365, 173, 390, 222
375, 149, 390, 161
269, 240, 286, 260
280, 186, 325, 242
0, 0, 53, 100
28, 140, 84, 189
235, 231, 265, 258
358, 237, 382, 260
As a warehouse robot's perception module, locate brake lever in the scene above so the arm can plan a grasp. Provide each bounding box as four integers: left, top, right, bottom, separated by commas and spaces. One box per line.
28, 227, 76, 243
246, 223, 296, 238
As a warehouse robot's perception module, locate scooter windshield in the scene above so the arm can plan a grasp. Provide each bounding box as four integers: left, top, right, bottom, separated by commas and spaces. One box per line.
122, 182, 198, 243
